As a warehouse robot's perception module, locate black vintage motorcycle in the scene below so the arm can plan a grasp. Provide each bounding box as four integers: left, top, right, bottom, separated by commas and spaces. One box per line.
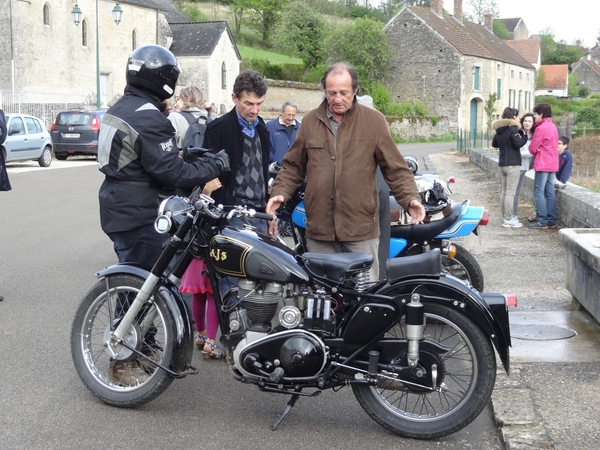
71, 194, 512, 439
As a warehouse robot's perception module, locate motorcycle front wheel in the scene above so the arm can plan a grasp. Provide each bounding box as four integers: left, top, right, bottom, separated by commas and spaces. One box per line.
71, 274, 177, 407
352, 303, 496, 439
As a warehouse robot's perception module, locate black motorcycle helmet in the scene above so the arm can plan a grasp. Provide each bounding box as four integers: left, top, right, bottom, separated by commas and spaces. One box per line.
126, 45, 180, 101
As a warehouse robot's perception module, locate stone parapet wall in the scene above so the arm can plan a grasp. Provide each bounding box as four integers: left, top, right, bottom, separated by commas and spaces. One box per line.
469, 148, 600, 228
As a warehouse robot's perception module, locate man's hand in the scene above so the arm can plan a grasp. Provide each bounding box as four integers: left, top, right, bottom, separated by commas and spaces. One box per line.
407, 199, 426, 225
266, 195, 285, 238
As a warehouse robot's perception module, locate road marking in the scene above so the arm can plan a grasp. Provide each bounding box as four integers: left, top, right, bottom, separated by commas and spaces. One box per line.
6, 158, 98, 174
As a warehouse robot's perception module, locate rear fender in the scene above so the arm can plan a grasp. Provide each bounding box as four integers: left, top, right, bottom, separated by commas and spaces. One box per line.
436, 205, 484, 238
377, 275, 510, 373
96, 264, 194, 374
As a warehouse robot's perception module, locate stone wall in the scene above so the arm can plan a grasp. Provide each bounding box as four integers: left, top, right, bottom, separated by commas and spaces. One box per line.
469, 147, 600, 228
384, 9, 462, 130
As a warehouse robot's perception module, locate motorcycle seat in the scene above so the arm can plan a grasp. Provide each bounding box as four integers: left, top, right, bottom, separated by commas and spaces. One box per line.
302, 252, 373, 282
386, 248, 442, 280
390, 202, 463, 239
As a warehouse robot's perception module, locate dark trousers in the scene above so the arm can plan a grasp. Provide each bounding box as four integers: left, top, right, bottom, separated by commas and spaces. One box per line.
107, 224, 164, 272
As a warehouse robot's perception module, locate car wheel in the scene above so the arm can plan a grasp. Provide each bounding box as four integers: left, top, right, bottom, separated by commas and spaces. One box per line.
38, 146, 53, 167
56, 154, 68, 161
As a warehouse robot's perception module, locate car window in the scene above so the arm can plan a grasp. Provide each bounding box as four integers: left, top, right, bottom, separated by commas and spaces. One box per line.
9, 117, 25, 135
24, 117, 38, 134
58, 112, 91, 126
33, 119, 43, 133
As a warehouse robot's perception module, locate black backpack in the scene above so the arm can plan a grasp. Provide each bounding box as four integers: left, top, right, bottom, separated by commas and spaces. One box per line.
180, 111, 209, 150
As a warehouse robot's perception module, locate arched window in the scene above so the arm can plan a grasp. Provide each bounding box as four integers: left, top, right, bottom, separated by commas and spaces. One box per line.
43, 4, 50, 25
82, 20, 88, 47
132, 30, 137, 51
221, 62, 227, 90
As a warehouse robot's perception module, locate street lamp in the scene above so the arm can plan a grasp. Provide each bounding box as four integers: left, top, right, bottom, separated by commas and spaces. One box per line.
71, 1, 123, 108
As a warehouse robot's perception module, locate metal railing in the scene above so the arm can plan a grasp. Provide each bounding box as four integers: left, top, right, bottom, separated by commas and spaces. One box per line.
456, 128, 494, 152
0, 90, 91, 128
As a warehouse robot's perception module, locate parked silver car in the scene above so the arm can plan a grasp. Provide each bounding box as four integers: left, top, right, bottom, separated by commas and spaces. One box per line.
2, 113, 53, 167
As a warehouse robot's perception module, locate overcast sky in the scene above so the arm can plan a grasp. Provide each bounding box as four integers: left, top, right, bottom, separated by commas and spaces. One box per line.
441, 0, 599, 47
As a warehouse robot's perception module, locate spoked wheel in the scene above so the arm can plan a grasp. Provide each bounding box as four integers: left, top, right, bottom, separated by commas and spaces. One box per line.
71, 274, 177, 407
441, 243, 484, 291
352, 303, 496, 439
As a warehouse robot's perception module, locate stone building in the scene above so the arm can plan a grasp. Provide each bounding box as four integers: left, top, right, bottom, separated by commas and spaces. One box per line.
0, 0, 239, 115
384, 0, 535, 133
571, 45, 600, 96
535, 64, 569, 97
500, 18, 529, 41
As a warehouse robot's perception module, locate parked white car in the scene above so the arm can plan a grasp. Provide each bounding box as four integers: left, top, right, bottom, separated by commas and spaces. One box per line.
2, 113, 53, 167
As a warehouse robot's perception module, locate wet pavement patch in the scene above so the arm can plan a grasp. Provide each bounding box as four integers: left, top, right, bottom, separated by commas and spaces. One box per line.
511, 324, 576, 340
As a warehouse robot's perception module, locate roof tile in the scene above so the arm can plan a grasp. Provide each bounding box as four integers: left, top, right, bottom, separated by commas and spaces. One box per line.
539, 64, 569, 89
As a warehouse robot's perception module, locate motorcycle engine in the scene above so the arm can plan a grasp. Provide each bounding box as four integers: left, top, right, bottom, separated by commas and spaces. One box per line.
236, 279, 283, 332
233, 330, 327, 380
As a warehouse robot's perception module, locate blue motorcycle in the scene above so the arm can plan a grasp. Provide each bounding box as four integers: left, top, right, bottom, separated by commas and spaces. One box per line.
273, 165, 487, 291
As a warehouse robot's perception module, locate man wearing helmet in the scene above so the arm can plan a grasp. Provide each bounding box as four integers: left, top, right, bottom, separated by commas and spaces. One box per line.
97, 45, 229, 383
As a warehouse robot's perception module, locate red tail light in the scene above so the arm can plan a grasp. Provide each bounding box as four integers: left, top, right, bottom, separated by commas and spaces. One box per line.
505, 294, 518, 307
479, 210, 489, 226
448, 177, 455, 184
51, 116, 57, 131
90, 115, 101, 131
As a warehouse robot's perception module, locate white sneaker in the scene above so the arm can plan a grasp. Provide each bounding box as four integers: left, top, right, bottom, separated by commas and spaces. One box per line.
502, 218, 523, 228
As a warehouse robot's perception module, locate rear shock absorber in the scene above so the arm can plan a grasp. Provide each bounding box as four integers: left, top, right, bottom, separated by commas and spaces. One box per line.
405, 293, 425, 368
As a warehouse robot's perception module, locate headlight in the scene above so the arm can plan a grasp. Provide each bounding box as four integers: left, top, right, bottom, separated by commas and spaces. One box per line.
155, 196, 192, 234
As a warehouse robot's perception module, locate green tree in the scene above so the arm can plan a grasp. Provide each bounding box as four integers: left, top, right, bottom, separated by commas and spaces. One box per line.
217, 0, 246, 37
466, 0, 499, 24
327, 17, 394, 90
275, 1, 327, 74
536, 69, 546, 89
568, 73, 579, 98
540, 30, 586, 65
243, 0, 289, 46
484, 93, 497, 133
492, 19, 509, 40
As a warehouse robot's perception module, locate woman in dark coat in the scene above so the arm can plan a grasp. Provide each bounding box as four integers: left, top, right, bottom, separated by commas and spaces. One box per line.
492, 107, 528, 228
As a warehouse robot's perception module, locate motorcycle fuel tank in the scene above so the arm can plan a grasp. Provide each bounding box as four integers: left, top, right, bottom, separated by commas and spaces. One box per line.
209, 226, 310, 284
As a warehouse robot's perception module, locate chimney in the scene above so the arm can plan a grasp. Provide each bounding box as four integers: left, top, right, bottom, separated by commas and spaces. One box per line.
430, 0, 443, 17
454, 0, 463, 24
484, 10, 493, 32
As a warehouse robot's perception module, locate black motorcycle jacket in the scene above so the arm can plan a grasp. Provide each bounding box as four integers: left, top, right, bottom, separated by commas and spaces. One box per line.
98, 86, 223, 234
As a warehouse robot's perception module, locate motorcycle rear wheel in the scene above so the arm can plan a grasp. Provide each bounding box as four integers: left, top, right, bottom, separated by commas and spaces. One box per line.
441, 243, 484, 291
71, 274, 176, 407
352, 303, 496, 439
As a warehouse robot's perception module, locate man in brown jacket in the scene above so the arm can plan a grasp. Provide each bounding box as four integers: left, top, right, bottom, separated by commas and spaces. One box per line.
266, 63, 424, 280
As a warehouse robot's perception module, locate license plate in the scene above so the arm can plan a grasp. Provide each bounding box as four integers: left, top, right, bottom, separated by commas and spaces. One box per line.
64, 133, 80, 138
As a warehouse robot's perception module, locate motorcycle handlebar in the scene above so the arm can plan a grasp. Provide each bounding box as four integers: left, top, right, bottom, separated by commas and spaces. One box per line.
253, 211, 274, 221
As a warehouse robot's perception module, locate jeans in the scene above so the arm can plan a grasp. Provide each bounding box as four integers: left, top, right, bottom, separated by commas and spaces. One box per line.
107, 224, 164, 271
533, 171, 557, 225
512, 170, 527, 217
500, 165, 520, 221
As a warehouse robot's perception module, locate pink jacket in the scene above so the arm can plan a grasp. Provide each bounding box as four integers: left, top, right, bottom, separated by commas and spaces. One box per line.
529, 117, 559, 172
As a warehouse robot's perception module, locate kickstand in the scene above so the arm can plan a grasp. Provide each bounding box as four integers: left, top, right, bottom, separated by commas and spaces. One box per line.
272, 391, 301, 431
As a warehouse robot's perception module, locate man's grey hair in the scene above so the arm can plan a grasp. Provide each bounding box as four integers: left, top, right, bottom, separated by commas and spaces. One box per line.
281, 101, 298, 111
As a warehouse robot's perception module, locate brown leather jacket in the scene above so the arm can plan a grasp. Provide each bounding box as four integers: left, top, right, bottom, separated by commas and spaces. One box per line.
271, 99, 420, 242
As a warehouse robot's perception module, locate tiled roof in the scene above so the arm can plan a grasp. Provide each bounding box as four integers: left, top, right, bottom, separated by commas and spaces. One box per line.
501, 18, 521, 32
584, 59, 600, 75
405, 7, 533, 69
169, 21, 241, 60
506, 40, 541, 65
119, 0, 192, 23
539, 64, 569, 89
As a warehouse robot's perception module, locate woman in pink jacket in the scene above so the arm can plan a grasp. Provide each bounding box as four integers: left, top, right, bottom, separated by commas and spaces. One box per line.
529, 103, 559, 229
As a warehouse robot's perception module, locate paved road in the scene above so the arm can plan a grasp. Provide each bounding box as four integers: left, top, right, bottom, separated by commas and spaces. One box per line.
0, 150, 503, 449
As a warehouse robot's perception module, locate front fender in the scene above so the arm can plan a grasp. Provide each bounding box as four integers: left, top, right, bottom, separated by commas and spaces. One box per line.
96, 264, 194, 374
377, 275, 511, 374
